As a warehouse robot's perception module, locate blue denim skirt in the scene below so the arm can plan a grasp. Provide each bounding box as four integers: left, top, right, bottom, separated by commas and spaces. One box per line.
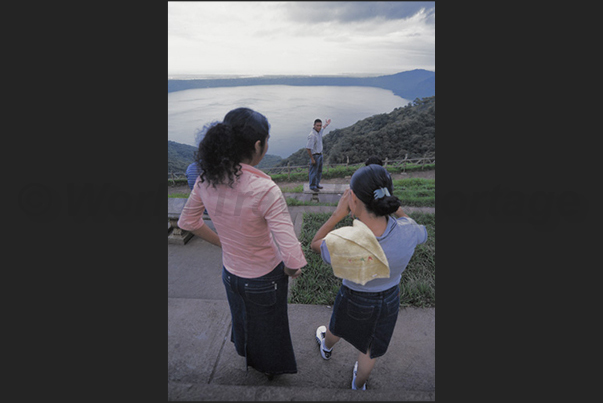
222, 262, 297, 375
329, 284, 400, 359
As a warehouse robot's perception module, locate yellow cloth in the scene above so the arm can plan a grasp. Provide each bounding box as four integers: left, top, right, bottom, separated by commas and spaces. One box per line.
324, 219, 390, 285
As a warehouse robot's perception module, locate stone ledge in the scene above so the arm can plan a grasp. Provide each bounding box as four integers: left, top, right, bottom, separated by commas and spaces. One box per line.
303, 183, 350, 194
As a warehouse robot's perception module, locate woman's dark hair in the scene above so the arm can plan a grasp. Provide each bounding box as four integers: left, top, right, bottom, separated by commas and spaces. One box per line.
195, 107, 270, 188
350, 164, 401, 216
365, 155, 383, 166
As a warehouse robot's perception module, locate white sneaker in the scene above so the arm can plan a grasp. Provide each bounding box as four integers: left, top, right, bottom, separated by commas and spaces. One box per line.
351, 361, 367, 390
315, 326, 332, 360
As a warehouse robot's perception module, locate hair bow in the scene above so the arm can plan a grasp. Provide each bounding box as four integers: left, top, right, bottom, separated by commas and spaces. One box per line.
373, 187, 391, 199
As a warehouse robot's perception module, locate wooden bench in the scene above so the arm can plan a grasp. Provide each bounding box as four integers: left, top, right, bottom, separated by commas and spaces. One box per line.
168, 198, 210, 245
302, 183, 350, 202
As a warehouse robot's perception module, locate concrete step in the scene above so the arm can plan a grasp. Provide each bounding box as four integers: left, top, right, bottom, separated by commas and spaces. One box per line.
168, 382, 435, 401
168, 212, 435, 402
169, 299, 435, 400
303, 183, 350, 194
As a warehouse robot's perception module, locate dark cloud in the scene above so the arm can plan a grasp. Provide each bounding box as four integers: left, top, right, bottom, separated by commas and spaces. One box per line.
284, 1, 435, 23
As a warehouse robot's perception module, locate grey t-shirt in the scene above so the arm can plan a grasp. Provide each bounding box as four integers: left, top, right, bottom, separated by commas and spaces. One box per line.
320, 216, 428, 292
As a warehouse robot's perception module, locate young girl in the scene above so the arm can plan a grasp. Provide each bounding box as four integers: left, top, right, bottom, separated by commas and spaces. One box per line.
310, 164, 428, 390
178, 107, 307, 378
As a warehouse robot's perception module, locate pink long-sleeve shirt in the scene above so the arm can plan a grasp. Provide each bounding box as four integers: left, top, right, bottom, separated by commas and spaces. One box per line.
177, 163, 307, 278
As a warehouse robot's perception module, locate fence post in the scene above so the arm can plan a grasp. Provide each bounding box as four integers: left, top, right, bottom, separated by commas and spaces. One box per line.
384, 157, 388, 167
346, 156, 349, 167
287, 161, 291, 181
402, 153, 408, 173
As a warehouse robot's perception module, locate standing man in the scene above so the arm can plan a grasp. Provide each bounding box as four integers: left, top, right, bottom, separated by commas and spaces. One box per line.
306, 118, 331, 191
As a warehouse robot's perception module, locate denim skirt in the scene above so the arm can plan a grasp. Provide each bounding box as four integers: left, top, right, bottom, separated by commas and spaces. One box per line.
329, 284, 400, 359
222, 262, 297, 375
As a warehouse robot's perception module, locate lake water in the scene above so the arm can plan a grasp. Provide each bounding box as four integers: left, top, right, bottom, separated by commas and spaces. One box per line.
168, 85, 410, 158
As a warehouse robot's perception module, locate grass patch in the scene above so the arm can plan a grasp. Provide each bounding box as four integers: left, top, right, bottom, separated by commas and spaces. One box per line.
281, 178, 434, 207
289, 212, 353, 305
392, 163, 435, 172
281, 184, 304, 193
168, 193, 335, 206
398, 212, 435, 307
168, 178, 189, 186
271, 164, 362, 182
270, 163, 435, 182
168, 178, 434, 210
271, 170, 310, 182
168, 193, 190, 198
290, 212, 435, 308
393, 178, 435, 207
285, 198, 337, 207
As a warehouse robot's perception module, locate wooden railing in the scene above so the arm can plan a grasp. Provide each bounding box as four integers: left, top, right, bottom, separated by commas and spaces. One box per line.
169, 154, 435, 183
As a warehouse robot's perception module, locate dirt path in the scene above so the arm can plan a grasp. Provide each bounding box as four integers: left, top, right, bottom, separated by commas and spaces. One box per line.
168, 168, 435, 196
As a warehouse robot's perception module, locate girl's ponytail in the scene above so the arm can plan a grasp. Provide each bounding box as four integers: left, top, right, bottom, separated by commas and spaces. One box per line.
350, 164, 401, 217
370, 195, 401, 216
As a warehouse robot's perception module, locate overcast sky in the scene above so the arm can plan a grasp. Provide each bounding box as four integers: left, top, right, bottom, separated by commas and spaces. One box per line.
168, 1, 435, 77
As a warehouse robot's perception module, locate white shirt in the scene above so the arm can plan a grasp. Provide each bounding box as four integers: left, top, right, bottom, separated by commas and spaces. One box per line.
305, 128, 324, 154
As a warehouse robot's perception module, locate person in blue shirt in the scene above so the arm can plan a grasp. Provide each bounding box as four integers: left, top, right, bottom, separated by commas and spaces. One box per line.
185, 161, 207, 216
185, 161, 201, 191
310, 164, 428, 390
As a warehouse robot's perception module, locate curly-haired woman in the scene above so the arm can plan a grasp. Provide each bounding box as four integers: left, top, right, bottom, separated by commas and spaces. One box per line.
178, 107, 307, 378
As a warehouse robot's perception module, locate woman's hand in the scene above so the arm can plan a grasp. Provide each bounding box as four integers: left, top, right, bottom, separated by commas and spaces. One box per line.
332, 189, 351, 220
310, 189, 352, 253
284, 267, 302, 279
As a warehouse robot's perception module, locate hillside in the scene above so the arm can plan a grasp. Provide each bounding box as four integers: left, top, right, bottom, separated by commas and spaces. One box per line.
255, 154, 282, 169
168, 140, 282, 173
169, 96, 435, 171
276, 96, 435, 167
168, 69, 435, 101
168, 141, 197, 173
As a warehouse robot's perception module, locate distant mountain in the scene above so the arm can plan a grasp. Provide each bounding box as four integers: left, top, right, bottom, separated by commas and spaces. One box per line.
168, 141, 197, 173
168, 69, 435, 101
276, 96, 435, 167
169, 96, 435, 172
168, 140, 282, 173
255, 154, 282, 169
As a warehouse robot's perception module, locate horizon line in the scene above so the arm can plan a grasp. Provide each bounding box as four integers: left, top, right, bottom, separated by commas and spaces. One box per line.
167, 69, 435, 80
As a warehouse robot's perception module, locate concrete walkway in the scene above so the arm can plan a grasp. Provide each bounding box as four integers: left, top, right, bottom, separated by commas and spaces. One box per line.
168, 206, 435, 401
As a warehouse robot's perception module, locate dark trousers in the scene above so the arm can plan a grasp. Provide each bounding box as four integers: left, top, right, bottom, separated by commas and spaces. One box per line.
222, 263, 297, 375
309, 153, 323, 189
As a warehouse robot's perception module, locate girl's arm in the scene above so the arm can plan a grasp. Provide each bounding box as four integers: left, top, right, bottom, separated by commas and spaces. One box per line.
310, 189, 351, 253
